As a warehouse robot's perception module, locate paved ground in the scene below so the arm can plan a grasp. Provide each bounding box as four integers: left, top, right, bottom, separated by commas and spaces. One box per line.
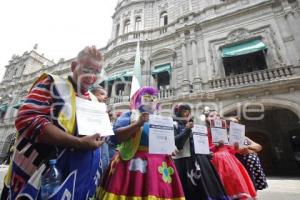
0, 164, 299, 199
258, 177, 300, 200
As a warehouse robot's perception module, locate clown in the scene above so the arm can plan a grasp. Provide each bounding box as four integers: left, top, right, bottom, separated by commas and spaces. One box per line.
99, 86, 185, 200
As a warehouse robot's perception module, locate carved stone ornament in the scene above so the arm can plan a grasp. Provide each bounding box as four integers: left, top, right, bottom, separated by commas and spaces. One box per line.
122, 10, 131, 18
158, 3, 168, 10
134, 9, 143, 14
227, 29, 251, 43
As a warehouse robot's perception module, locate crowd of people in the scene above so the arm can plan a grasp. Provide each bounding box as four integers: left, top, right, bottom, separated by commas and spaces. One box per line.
0, 46, 268, 200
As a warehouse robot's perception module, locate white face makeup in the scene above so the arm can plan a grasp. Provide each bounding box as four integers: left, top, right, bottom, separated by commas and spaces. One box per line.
139, 94, 157, 113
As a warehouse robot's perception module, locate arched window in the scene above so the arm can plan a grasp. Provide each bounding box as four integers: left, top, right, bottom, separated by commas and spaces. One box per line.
135, 16, 142, 31
123, 19, 130, 34
115, 24, 120, 37
160, 11, 168, 26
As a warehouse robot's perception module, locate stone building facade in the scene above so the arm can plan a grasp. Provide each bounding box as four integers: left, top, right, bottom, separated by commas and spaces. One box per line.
1, 0, 300, 175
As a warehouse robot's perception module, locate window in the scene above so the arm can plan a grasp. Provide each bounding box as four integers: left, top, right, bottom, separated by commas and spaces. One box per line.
152, 64, 171, 89
115, 82, 125, 96
223, 50, 267, 76
221, 39, 268, 76
107, 84, 113, 97
135, 17, 142, 31
160, 11, 168, 26
157, 71, 170, 90
123, 20, 130, 34
115, 24, 120, 37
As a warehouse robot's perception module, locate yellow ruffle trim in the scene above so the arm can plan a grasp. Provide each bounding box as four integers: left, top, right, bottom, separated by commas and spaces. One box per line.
98, 187, 185, 200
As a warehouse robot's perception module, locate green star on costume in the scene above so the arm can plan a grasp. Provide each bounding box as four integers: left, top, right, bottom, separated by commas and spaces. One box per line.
158, 162, 174, 184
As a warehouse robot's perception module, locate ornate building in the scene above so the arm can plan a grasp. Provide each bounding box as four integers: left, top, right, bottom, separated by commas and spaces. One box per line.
1, 0, 300, 175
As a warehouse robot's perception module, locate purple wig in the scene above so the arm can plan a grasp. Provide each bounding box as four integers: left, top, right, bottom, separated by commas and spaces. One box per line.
130, 86, 158, 110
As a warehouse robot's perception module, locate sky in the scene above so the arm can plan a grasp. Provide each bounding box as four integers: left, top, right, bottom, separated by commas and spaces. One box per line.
0, 0, 119, 81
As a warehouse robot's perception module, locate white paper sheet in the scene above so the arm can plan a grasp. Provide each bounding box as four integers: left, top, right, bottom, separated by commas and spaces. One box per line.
149, 115, 175, 155
193, 134, 210, 154
229, 122, 245, 147
192, 124, 208, 135
192, 124, 209, 154
76, 97, 114, 136
210, 128, 228, 144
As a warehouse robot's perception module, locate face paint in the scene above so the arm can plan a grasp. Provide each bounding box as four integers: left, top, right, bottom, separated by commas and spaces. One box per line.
138, 94, 157, 114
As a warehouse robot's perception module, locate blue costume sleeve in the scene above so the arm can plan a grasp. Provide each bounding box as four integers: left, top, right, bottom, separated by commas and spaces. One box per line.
110, 112, 131, 144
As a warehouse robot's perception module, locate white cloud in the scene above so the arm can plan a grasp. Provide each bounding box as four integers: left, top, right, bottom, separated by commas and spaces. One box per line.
0, 0, 118, 81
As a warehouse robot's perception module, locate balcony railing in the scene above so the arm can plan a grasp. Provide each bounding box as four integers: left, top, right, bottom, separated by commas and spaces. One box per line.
107, 25, 174, 51
107, 88, 176, 105
209, 66, 294, 89
108, 95, 130, 104
158, 88, 175, 100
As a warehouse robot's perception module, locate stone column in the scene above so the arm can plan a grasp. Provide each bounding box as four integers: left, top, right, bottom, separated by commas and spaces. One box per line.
198, 35, 207, 83
286, 15, 300, 56
181, 41, 190, 93
275, 14, 298, 66
111, 82, 116, 97
191, 38, 202, 91
124, 83, 131, 96
282, 0, 300, 63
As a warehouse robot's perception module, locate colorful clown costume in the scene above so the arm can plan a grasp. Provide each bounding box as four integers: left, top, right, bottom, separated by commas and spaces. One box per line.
99, 112, 185, 200
8, 73, 101, 200
99, 86, 185, 200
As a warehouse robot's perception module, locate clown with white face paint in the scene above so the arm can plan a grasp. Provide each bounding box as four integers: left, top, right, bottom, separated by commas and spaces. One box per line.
99, 86, 185, 200
138, 94, 158, 114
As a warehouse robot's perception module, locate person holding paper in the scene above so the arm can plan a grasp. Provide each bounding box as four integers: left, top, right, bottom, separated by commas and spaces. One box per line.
99, 86, 185, 200
206, 111, 257, 200
228, 117, 268, 191
173, 104, 229, 200
6, 46, 106, 200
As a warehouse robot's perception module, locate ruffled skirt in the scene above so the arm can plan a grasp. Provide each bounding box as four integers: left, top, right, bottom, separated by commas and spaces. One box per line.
174, 154, 230, 200
211, 148, 257, 199
99, 150, 185, 200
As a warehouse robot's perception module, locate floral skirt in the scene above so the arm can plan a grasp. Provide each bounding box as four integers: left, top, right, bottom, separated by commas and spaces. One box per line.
236, 153, 268, 190
98, 150, 185, 200
211, 148, 257, 199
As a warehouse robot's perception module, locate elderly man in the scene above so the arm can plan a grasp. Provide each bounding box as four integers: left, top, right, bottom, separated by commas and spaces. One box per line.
6, 46, 105, 200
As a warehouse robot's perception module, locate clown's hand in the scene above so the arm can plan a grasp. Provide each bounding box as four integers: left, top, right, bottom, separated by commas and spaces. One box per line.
136, 112, 149, 127
185, 121, 194, 130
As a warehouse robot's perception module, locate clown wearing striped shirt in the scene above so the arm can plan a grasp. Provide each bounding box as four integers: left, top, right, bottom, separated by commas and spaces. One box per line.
3, 46, 106, 200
